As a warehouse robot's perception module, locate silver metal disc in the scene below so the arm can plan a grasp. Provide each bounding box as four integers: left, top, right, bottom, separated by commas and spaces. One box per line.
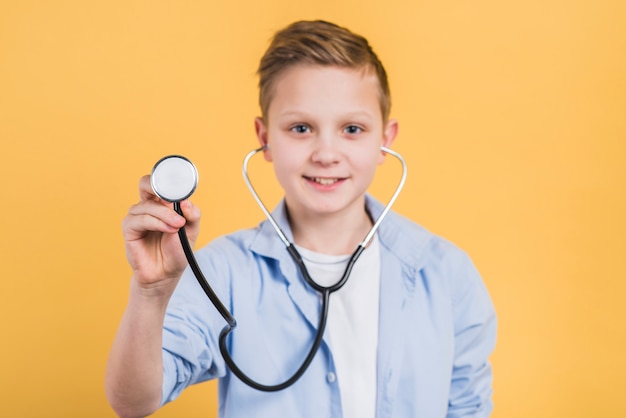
150, 155, 198, 202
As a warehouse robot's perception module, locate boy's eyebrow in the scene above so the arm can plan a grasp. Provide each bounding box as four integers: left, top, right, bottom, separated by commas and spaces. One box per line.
276, 110, 308, 118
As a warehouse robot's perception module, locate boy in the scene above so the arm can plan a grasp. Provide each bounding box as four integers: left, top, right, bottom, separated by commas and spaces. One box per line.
106, 20, 496, 418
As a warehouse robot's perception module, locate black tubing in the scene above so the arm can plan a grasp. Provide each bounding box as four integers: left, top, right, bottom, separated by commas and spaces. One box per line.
173, 202, 363, 392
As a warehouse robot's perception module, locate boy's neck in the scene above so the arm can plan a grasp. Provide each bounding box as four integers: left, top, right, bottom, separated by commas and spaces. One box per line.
287, 205, 373, 256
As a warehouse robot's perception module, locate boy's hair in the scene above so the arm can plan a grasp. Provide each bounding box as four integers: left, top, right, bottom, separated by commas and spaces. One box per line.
257, 20, 391, 122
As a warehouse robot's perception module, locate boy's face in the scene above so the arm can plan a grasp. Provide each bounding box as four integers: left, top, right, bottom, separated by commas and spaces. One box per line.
255, 65, 397, 221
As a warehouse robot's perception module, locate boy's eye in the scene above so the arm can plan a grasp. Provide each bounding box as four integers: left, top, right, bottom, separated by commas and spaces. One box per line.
344, 125, 363, 135
290, 124, 311, 134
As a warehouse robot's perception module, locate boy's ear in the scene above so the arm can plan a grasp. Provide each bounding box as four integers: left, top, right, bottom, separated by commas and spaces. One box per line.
254, 117, 272, 162
379, 119, 399, 164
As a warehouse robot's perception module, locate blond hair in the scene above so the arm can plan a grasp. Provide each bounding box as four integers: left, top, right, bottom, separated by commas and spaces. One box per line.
257, 20, 391, 122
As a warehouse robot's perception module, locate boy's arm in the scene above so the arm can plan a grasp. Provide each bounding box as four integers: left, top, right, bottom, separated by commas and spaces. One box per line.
105, 282, 170, 417
447, 252, 497, 418
105, 175, 200, 418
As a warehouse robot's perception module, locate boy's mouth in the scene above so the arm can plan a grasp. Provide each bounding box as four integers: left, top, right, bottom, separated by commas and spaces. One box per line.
305, 176, 342, 186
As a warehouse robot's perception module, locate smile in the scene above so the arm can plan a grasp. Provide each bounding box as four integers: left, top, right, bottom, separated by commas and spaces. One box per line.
305, 176, 342, 185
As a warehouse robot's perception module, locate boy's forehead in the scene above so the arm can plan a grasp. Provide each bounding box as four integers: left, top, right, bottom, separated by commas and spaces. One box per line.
268, 65, 382, 112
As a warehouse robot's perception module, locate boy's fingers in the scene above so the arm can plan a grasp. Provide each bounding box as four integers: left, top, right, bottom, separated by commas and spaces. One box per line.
126, 201, 186, 231
138, 175, 171, 204
180, 200, 201, 224
123, 212, 180, 238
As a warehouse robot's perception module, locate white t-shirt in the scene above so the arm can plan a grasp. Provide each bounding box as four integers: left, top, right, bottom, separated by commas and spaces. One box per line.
296, 235, 381, 418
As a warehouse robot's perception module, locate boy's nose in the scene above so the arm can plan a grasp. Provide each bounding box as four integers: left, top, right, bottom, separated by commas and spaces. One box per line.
311, 133, 341, 165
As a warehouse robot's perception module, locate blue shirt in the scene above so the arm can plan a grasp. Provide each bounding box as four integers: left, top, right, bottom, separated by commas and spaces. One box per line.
161, 196, 497, 417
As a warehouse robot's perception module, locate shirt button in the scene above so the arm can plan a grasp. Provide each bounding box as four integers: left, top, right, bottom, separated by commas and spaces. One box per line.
327, 372, 336, 383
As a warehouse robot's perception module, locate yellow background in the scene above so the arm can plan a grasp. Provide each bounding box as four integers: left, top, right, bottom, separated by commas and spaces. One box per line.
1, 1, 624, 417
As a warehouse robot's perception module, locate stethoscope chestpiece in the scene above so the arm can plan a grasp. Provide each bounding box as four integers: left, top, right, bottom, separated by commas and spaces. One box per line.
150, 155, 198, 202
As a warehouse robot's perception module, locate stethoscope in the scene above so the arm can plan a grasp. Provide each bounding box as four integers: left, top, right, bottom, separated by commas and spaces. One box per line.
150, 145, 407, 391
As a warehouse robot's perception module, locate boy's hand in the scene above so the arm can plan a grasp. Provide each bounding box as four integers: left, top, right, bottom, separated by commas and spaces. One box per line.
122, 175, 201, 297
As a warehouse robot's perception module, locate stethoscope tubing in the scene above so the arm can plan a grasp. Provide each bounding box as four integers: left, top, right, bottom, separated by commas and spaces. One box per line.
173, 201, 236, 328
172, 145, 407, 391
173, 201, 330, 391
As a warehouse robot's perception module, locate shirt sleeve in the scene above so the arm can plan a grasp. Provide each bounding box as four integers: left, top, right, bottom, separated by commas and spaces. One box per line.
159, 244, 233, 406
160, 307, 227, 405
446, 251, 497, 418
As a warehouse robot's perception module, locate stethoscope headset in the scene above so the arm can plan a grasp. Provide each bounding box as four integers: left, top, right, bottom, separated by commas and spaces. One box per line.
150, 145, 407, 391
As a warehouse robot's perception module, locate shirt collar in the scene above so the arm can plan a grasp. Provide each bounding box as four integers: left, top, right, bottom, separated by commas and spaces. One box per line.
249, 198, 294, 260
249, 194, 431, 270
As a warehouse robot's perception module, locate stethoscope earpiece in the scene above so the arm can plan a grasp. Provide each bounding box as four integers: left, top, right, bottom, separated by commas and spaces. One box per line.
150, 155, 198, 202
